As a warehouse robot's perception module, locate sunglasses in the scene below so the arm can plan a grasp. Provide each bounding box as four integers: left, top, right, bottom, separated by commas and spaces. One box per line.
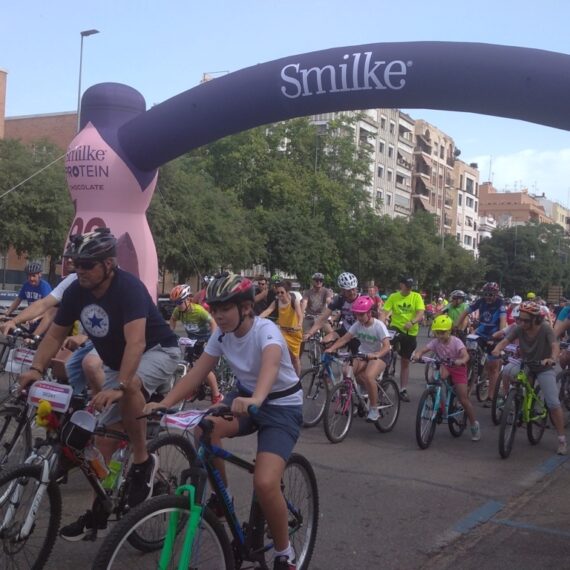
74, 260, 99, 270
313, 279, 323, 282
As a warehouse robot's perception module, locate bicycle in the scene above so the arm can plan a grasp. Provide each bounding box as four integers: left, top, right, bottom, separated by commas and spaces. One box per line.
490, 344, 519, 425
413, 356, 466, 450
299, 351, 343, 428
322, 352, 400, 443
498, 359, 550, 459
0, 380, 195, 569
302, 314, 325, 368
555, 341, 570, 412
92, 406, 319, 570
465, 333, 494, 402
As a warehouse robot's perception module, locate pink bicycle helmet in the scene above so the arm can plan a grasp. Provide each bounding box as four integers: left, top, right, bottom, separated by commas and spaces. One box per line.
351, 296, 374, 314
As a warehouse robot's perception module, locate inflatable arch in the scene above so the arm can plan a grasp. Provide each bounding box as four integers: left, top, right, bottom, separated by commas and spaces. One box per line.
66, 41, 570, 297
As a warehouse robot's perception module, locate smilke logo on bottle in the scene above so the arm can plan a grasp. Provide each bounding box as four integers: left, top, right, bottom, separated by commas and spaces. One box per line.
81, 305, 110, 338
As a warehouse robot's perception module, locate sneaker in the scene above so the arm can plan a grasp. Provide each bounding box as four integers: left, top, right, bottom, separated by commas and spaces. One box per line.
127, 453, 159, 508
366, 407, 380, 423
399, 389, 410, 403
211, 393, 224, 405
274, 555, 297, 570
483, 399, 493, 408
60, 510, 108, 542
557, 439, 568, 456
470, 421, 481, 442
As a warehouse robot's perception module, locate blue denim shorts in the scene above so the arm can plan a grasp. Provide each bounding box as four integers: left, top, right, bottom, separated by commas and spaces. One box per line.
223, 391, 303, 462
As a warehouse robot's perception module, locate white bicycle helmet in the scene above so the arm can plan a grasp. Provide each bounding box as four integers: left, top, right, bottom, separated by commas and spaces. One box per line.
511, 295, 522, 305
337, 272, 358, 290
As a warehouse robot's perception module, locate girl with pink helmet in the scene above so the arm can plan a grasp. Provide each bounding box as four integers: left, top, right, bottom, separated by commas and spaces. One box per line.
325, 296, 391, 423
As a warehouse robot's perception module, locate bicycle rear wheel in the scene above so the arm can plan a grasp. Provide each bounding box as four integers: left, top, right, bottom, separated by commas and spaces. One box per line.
476, 369, 489, 402
91, 496, 234, 569
491, 371, 508, 426
0, 464, 62, 570
527, 386, 548, 445
415, 388, 438, 449
499, 390, 519, 459
0, 406, 31, 470
300, 367, 329, 428
374, 379, 400, 433
323, 382, 353, 443
557, 370, 570, 412
281, 453, 319, 570
447, 392, 466, 437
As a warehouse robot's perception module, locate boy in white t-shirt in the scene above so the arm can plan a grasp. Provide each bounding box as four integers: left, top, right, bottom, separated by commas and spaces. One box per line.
413, 314, 481, 441
144, 273, 302, 570
325, 296, 391, 423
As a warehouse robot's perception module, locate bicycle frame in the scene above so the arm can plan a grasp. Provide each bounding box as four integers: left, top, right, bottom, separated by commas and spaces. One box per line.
421, 359, 463, 423
511, 365, 548, 425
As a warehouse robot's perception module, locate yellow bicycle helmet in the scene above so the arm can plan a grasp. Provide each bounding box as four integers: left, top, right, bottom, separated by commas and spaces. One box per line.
526, 291, 536, 300
431, 314, 453, 332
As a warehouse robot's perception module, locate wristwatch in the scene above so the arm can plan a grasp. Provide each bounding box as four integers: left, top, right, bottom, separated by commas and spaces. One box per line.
117, 382, 127, 392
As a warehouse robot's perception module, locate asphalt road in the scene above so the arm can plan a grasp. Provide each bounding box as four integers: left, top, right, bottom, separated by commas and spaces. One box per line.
3, 327, 568, 569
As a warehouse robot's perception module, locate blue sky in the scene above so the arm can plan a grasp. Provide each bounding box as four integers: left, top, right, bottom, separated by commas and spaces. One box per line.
2, 0, 570, 205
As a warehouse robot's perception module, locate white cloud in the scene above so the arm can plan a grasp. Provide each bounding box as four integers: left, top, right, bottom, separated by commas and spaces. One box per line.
470, 149, 570, 207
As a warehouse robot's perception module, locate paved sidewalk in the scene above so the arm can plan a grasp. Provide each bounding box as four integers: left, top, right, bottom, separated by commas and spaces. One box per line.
424, 456, 570, 569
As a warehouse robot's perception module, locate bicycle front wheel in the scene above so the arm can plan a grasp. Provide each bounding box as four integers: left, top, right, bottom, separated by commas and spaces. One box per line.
92, 496, 234, 570
0, 406, 31, 470
476, 369, 489, 402
323, 382, 353, 443
499, 390, 519, 459
447, 392, 466, 437
527, 386, 547, 445
374, 379, 400, 433
0, 464, 62, 570
491, 371, 508, 426
281, 453, 319, 570
415, 388, 438, 449
300, 367, 329, 428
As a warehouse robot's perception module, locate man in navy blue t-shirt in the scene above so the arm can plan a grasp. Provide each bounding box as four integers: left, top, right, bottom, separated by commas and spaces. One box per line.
457, 281, 506, 406
20, 229, 180, 540
4, 262, 52, 331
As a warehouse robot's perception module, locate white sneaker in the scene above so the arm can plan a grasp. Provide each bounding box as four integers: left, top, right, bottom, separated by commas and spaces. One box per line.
470, 421, 481, 442
366, 408, 380, 422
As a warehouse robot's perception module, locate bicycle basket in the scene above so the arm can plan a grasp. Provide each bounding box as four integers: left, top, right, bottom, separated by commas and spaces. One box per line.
61, 409, 97, 451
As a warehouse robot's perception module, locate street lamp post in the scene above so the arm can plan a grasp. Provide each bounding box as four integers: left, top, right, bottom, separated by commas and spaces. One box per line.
77, 29, 100, 131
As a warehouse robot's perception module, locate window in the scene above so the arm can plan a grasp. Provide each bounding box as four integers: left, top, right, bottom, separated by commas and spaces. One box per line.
376, 190, 383, 203
466, 197, 474, 208
395, 193, 410, 208
380, 116, 386, 129
388, 145, 394, 158
440, 146, 444, 159
466, 178, 474, 194
456, 233, 461, 242
474, 201, 478, 212
386, 193, 392, 206
389, 121, 395, 134
379, 140, 385, 154
396, 173, 406, 186
387, 169, 393, 182
464, 235, 472, 246
377, 165, 384, 178
458, 194, 462, 206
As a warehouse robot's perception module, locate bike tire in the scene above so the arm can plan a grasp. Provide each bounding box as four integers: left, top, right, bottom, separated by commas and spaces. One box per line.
424, 362, 435, 384
270, 453, 319, 570
467, 357, 478, 397
91, 496, 234, 570
415, 388, 438, 449
126, 434, 197, 552
557, 370, 570, 412
447, 392, 466, 437
300, 367, 329, 428
491, 371, 508, 426
374, 378, 401, 433
527, 386, 548, 445
0, 406, 32, 470
476, 369, 489, 402
0, 464, 62, 570
323, 382, 353, 444
499, 390, 519, 459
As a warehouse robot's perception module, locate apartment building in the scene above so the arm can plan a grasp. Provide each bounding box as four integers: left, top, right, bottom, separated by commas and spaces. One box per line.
412, 119, 457, 237
0, 69, 6, 139
479, 182, 552, 226
454, 160, 480, 254
394, 111, 414, 218
531, 193, 570, 232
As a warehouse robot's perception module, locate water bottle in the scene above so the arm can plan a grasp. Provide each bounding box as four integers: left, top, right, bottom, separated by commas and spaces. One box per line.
102, 443, 128, 490
84, 444, 109, 480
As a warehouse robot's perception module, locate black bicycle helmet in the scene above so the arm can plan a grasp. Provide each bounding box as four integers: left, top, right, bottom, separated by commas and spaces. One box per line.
65, 227, 117, 260
206, 272, 254, 305
25, 262, 43, 275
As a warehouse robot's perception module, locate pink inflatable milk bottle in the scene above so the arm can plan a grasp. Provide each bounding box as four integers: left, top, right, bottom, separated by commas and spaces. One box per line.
65, 84, 159, 299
